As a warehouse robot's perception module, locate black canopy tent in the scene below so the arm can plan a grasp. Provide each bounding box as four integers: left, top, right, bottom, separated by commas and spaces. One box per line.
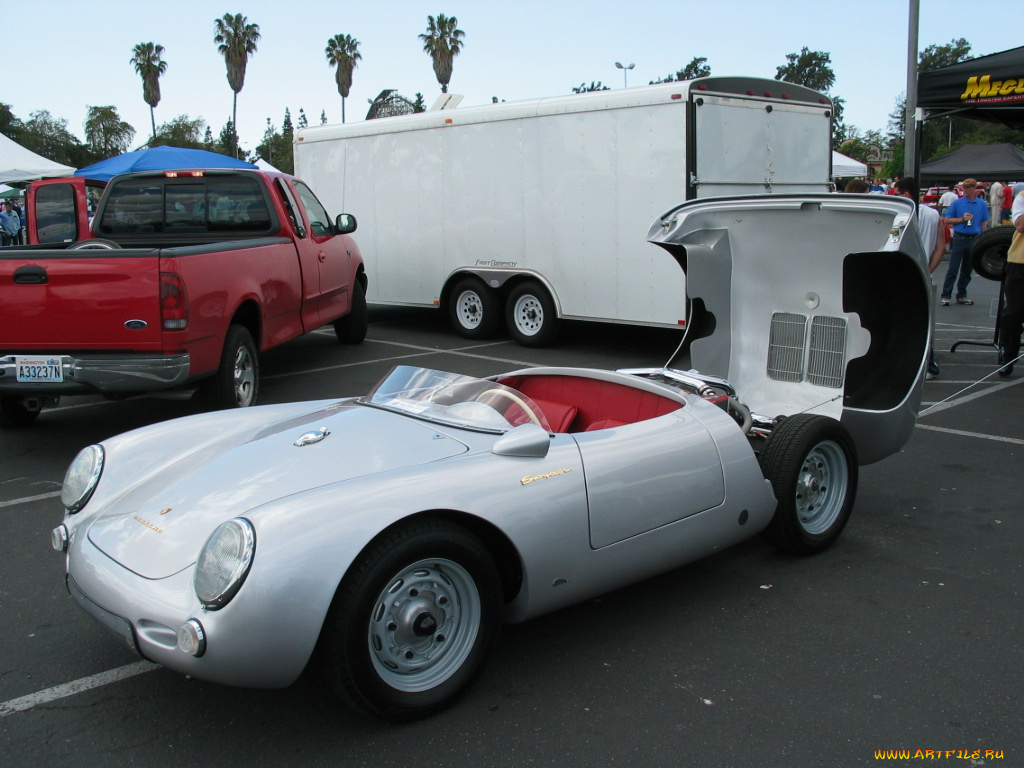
920, 143, 1024, 183
917, 45, 1024, 129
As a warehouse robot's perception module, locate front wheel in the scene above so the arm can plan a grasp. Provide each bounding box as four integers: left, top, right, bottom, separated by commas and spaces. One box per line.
758, 414, 857, 555
506, 281, 558, 347
320, 520, 501, 721
198, 325, 259, 410
0, 396, 40, 428
334, 279, 368, 344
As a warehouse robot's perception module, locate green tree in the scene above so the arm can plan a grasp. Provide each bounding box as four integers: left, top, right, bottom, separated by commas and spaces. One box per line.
650, 56, 710, 84
84, 106, 135, 158
571, 81, 610, 93
297, 108, 308, 129
775, 47, 836, 93
152, 115, 208, 149
214, 12, 261, 156
325, 34, 362, 124
129, 42, 167, 142
19, 110, 87, 167
919, 38, 972, 72
419, 14, 465, 93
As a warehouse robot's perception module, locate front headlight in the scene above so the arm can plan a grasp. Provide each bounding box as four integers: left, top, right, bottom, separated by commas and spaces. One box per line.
61, 445, 104, 513
194, 518, 256, 610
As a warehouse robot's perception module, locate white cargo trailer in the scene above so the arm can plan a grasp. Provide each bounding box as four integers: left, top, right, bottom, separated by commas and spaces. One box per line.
294, 77, 833, 346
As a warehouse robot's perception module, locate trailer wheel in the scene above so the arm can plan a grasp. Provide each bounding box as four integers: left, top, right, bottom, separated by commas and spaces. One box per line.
506, 281, 558, 347
67, 238, 121, 250
198, 325, 260, 410
449, 277, 501, 339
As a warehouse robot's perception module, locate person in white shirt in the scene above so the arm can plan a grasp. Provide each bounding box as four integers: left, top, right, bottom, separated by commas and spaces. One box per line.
895, 177, 946, 378
997, 182, 1024, 376
989, 180, 1005, 226
938, 188, 958, 217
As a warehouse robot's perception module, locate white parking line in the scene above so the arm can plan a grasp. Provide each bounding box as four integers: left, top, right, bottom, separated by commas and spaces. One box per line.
0, 491, 61, 509
0, 661, 159, 718
916, 424, 1024, 445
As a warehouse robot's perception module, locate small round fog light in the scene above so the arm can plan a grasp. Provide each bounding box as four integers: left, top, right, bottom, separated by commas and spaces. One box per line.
51, 525, 69, 553
177, 619, 206, 657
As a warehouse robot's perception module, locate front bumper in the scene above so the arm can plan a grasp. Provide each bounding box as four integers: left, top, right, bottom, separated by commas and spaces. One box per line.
0, 353, 190, 395
62, 529, 315, 690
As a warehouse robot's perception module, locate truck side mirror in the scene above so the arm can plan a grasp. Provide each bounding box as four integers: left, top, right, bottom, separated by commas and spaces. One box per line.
335, 213, 357, 235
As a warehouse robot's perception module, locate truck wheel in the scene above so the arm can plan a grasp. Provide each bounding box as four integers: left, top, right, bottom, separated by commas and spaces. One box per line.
199, 325, 260, 410
320, 519, 501, 721
449, 277, 501, 339
0, 396, 40, 428
758, 414, 857, 555
506, 281, 558, 347
334, 280, 368, 344
67, 239, 121, 250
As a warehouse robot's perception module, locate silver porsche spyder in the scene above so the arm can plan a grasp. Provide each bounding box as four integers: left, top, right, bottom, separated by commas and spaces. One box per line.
51, 194, 933, 721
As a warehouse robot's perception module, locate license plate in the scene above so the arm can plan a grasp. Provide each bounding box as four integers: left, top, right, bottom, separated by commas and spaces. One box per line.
15, 356, 65, 383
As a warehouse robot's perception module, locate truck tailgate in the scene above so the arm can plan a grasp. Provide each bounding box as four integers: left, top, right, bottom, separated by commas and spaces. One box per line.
0, 251, 163, 349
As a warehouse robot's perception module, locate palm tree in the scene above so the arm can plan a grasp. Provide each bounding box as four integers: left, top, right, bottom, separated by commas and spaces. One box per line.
325, 34, 362, 124
419, 14, 465, 94
129, 42, 167, 143
213, 12, 261, 156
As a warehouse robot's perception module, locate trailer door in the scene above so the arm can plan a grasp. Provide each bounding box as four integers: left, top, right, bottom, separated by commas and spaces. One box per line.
690, 92, 831, 198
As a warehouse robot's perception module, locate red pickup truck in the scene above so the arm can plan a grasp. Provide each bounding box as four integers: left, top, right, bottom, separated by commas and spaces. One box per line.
0, 168, 367, 427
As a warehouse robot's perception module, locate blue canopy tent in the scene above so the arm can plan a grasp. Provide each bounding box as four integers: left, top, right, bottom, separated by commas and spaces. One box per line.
76, 146, 256, 181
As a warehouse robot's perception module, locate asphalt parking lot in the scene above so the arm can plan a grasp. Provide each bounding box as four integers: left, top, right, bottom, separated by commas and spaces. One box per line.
1, 273, 1020, 767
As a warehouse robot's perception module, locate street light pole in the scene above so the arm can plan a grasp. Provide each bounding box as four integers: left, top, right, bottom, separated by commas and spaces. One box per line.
615, 61, 635, 88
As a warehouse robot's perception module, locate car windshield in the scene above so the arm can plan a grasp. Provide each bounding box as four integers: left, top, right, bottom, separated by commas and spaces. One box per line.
361, 366, 552, 433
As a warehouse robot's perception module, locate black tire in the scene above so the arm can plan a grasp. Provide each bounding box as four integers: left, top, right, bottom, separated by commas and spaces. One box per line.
970, 225, 1012, 282
506, 281, 559, 347
0, 396, 40, 428
198, 325, 259, 410
320, 519, 502, 722
334, 279, 368, 344
758, 414, 858, 555
448, 277, 501, 339
66, 238, 121, 250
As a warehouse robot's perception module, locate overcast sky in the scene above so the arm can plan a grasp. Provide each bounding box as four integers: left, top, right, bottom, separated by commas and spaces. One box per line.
6, 0, 1021, 154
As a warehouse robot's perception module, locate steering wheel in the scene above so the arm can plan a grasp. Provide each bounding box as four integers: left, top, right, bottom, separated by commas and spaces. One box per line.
474, 388, 544, 428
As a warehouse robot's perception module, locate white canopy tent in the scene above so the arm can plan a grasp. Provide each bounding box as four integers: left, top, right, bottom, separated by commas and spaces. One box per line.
0, 132, 75, 184
832, 150, 867, 178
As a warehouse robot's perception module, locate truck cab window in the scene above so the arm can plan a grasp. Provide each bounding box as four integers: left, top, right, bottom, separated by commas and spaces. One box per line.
34, 184, 78, 243
293, 181, 333, 237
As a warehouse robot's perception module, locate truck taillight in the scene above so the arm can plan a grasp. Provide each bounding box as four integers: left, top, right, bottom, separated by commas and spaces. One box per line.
160, 273, 189, 331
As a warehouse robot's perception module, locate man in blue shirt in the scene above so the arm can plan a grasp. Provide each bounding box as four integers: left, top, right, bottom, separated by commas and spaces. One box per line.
941, 178, 989, 305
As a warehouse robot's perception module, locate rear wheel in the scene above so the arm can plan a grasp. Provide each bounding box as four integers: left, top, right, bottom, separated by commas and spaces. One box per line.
198, 325, 259, 410
506, 281, 558, 347
759, 414, 857, 554
334, 279, 368, 344
320, 519, 501, 722
449, 277, 501, 339
0, 396, 40, 428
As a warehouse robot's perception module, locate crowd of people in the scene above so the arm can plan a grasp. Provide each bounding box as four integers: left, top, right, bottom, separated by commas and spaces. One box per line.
839, 174, 1023, 380
1, 199, 25, 245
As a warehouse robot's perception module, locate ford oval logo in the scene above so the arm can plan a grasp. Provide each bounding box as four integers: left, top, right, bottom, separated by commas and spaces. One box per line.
124, 319, 148, 330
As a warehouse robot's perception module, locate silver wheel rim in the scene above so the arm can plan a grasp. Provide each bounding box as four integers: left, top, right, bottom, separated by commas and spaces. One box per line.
368, 557, 481, 693
232, 345, 256, 407
455, 290, 484, 329
795, 440, 848, 534
512, 294, 544, 336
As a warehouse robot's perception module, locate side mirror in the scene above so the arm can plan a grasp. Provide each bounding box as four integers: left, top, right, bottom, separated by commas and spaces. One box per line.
491, 423, 551, 458
335, 213, 357, 235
